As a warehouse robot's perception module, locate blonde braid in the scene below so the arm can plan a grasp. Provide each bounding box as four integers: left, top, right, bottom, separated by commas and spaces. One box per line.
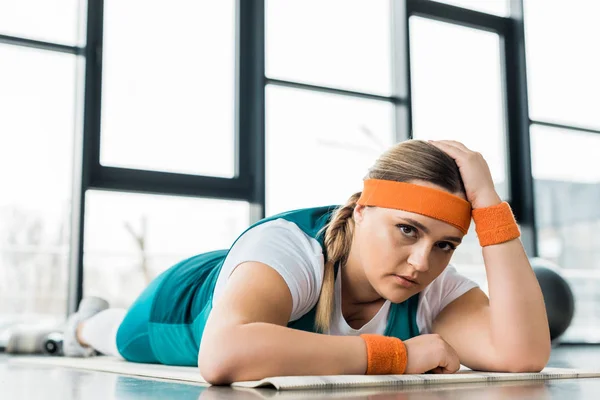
315, 192, 362, 333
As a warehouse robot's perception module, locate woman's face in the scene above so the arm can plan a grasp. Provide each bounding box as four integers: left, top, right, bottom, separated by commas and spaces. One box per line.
351, 181, 467, 303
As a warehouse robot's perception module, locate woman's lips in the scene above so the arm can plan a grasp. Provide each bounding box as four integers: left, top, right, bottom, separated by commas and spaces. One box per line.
394, 275, 418, 288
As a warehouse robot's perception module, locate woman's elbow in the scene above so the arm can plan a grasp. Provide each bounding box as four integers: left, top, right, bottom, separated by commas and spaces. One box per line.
502, 361, 547, 373
198, 349, 236, 385
199, 364, 234, 385
198, 333, 241, 385
499, 349, 551, 373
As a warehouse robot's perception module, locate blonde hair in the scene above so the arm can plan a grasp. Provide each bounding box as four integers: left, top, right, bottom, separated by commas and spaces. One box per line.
314, 140, 466, 333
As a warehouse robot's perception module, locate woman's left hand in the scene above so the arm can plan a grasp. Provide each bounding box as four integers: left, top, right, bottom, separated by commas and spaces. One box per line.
428, 140, 502, 209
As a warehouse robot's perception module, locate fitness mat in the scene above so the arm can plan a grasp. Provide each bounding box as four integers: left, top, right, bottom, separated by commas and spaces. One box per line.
9, 356, 600, 390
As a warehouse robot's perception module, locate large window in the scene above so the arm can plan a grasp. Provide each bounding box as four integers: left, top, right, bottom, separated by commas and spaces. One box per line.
0, 44, 78, 323
531, 126, 600, 342
100, 0, 236, 177
84, 191, 249, 307
82, 0, 245, 306
525, 0, 600, 342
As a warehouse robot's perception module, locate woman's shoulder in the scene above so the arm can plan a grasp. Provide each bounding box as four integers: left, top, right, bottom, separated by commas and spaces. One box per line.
215, 217, 326, 321
255, 205, 339, 241
240, 218, 324, 257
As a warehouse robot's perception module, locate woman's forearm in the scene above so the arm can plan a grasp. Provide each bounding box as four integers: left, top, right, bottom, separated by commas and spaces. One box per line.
199, 322, 367, 384
483, 238, 551, 367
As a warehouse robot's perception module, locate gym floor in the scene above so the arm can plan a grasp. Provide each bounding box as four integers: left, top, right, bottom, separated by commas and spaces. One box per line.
2, 345, 600, 399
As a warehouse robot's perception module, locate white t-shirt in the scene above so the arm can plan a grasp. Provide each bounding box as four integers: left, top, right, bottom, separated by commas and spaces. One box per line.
212, 218, 478, 335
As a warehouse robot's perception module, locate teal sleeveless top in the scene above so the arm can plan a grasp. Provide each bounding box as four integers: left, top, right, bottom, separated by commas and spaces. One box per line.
147, 206, 420, 366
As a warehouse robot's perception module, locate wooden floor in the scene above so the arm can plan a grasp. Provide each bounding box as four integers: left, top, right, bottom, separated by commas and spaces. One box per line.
2, 345, 600, 399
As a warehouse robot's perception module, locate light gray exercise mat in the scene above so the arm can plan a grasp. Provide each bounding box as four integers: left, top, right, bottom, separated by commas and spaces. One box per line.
9, 356, 600, 390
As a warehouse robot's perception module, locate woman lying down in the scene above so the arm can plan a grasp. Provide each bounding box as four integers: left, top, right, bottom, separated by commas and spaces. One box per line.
62, 139, 551, 384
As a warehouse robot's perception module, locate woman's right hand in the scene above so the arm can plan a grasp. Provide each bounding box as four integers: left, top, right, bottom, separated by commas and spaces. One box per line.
403, 334, 461, 374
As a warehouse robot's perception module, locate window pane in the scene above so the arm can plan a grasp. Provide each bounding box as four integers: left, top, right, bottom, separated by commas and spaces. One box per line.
266, 85, 394, 215
0, 44, 77, 323
0, 0, 82, 45
431, 0, 508, 16
410, 17, 507, 199
525, 0, 600, 129
531, 124, 600, 342
100, 0, 235, 177
84, 191, 249, 308
266, 0, 392, 95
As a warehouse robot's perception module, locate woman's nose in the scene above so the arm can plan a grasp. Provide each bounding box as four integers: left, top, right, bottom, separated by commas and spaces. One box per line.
407, 246, 430, 272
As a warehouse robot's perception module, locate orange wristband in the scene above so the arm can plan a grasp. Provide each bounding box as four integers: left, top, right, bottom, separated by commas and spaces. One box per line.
472, 201, 521, 247
360, 334, 407, 375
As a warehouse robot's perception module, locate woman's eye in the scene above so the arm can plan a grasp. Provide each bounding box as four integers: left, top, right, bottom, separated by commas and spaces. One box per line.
437, 242, 456, 252
397, 224, 416, 237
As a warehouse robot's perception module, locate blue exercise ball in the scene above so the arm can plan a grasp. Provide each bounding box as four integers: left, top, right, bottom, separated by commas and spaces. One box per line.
530, 258, 575, 342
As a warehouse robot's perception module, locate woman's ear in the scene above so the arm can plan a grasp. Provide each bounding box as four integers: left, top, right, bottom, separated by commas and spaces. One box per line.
353, 204, 366, 225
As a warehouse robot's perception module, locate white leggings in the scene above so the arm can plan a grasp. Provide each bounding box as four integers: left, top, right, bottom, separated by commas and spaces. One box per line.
79, 308, 127, 358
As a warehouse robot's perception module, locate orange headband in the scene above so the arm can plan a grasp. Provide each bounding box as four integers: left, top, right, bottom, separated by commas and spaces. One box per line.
356, 179, 472, 234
